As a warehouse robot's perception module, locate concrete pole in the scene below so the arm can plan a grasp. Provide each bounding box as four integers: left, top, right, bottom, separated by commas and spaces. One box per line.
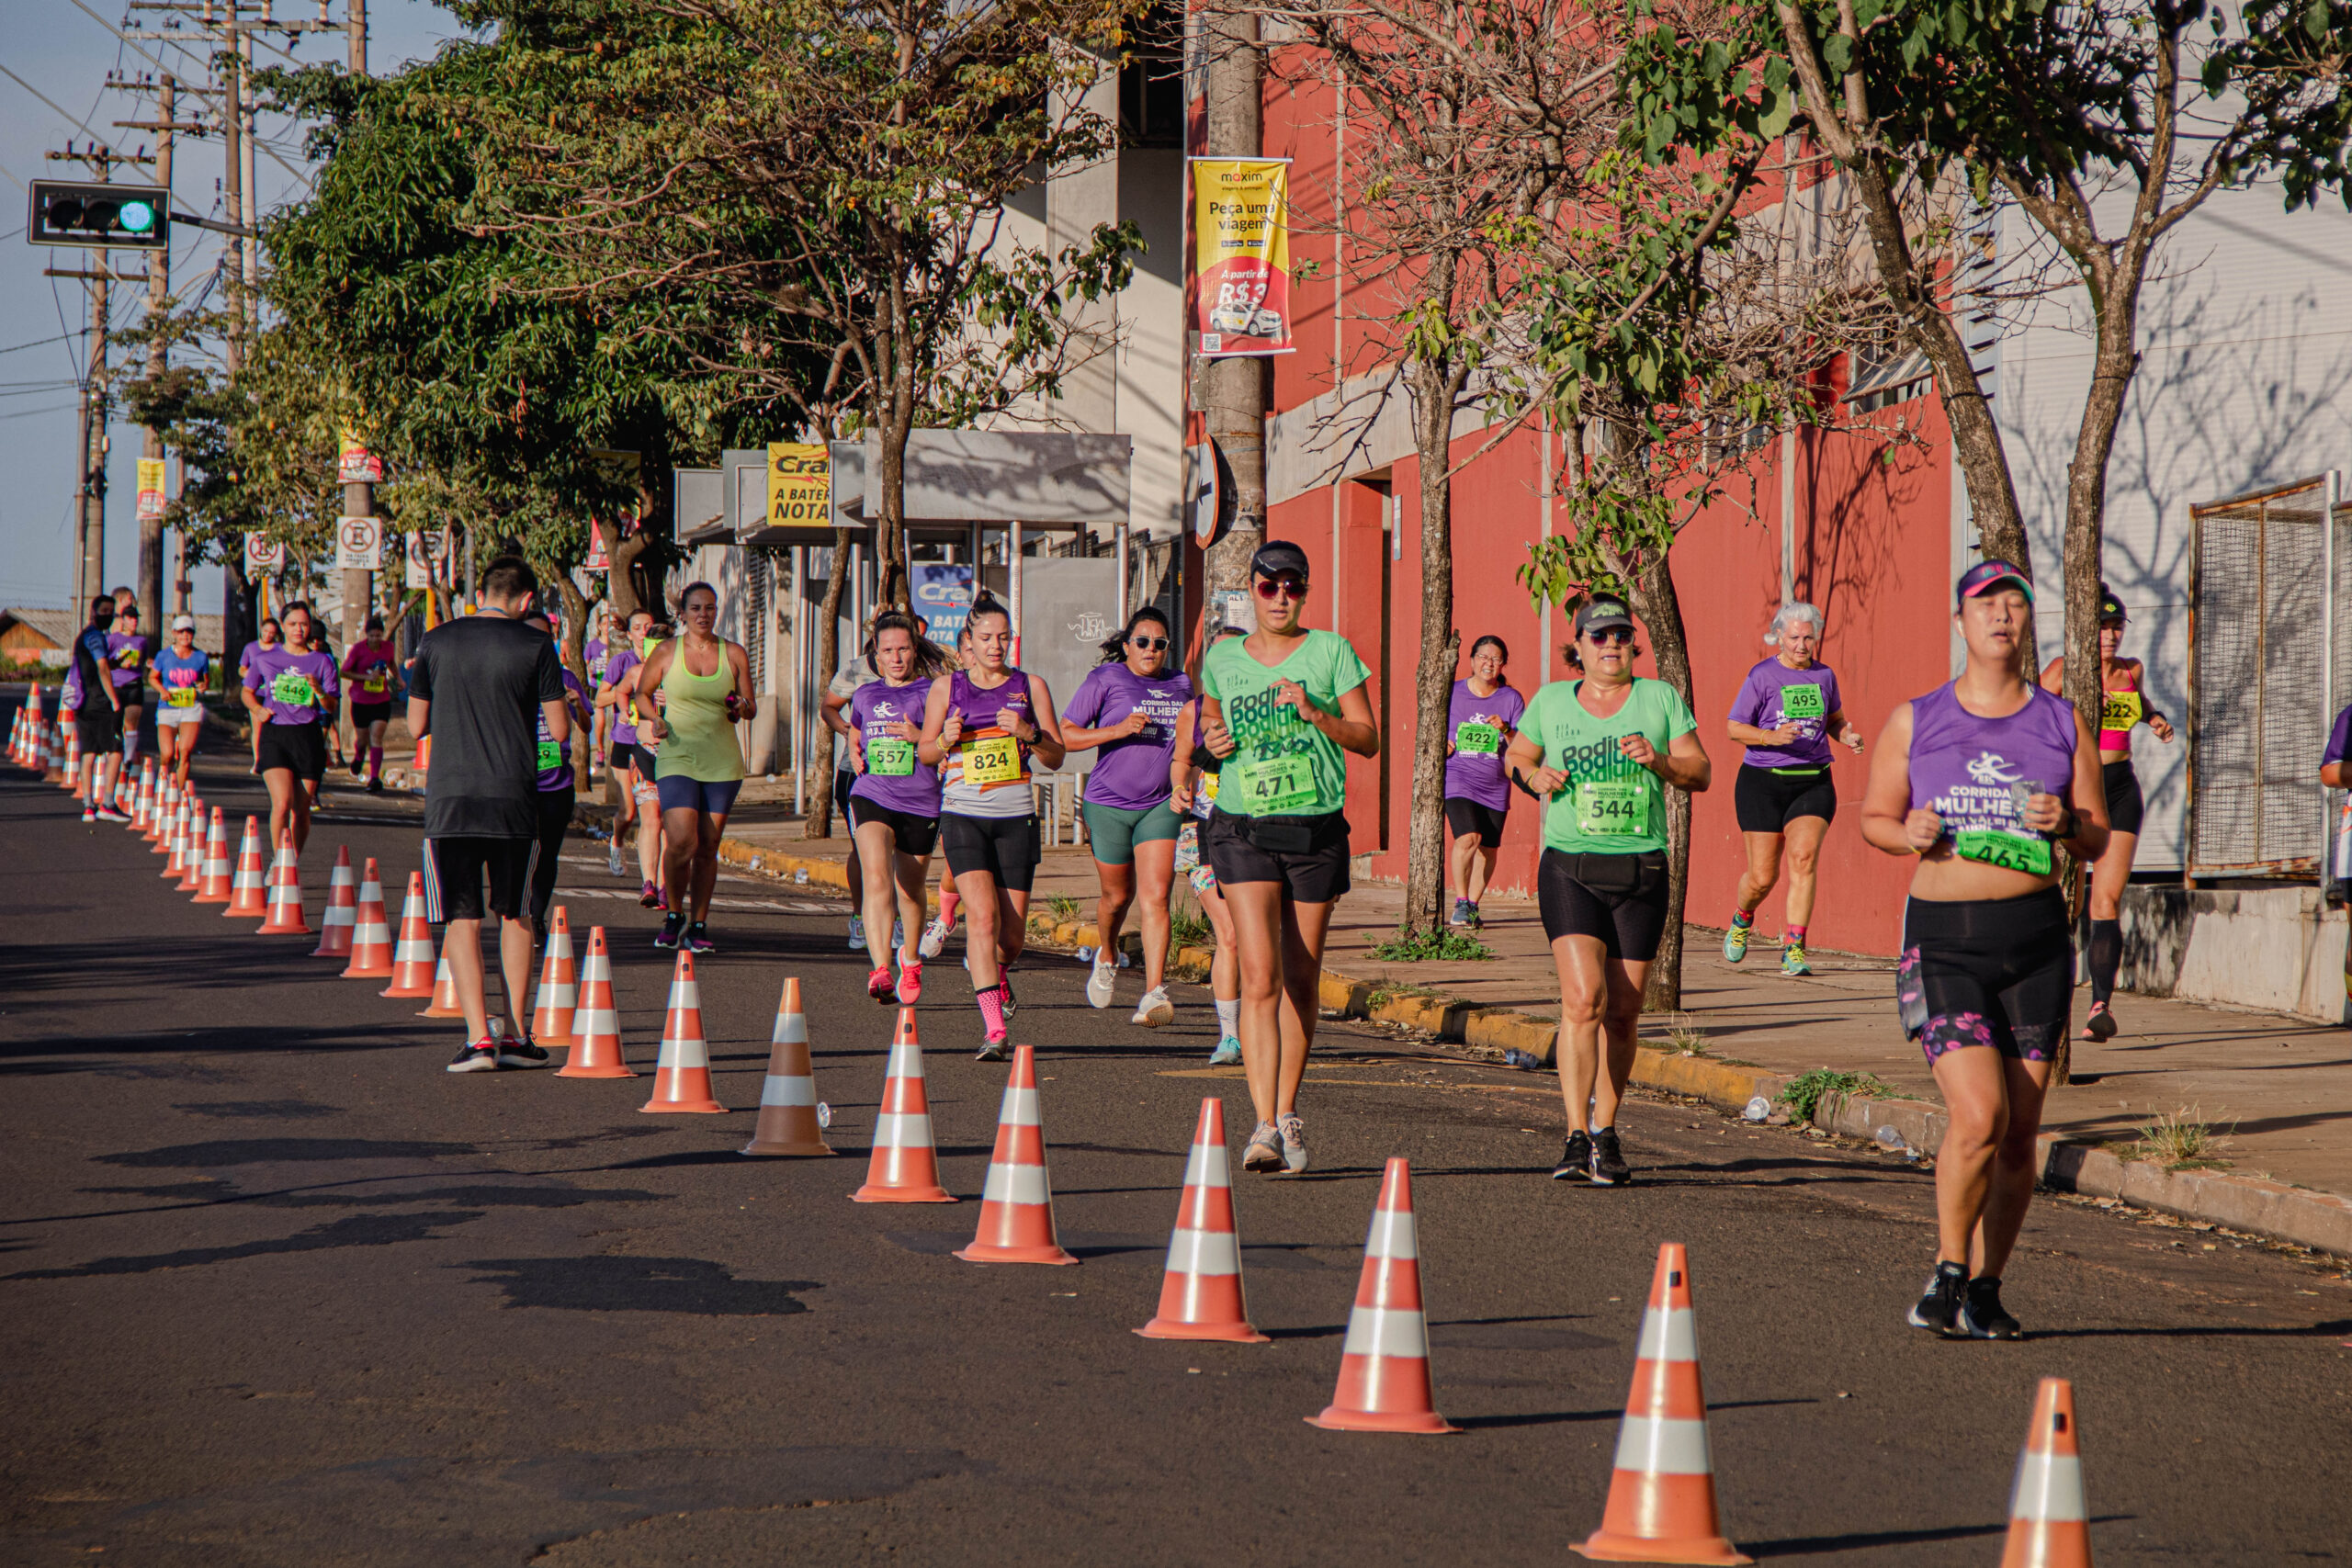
339, 0, 374, 731
220, 42, 252, 648
139, 76, 175, 624
1200, 6, 1266, 626
81, 248, 110, 614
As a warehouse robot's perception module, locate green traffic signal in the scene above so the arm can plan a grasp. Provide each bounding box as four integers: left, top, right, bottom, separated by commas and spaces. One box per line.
25, 181, 171, 251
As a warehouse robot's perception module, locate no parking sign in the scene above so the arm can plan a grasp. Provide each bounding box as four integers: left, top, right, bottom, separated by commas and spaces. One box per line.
336, 515, 383, 571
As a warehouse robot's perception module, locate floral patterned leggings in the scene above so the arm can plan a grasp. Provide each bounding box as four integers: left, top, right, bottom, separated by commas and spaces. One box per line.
1896, 886, 2072, 1065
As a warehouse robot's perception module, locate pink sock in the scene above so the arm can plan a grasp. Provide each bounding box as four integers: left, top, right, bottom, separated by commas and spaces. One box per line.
368, 745, 383, 781
975, 982, 1007, 1038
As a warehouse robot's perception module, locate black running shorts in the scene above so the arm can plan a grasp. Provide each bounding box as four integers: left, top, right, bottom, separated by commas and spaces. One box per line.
1538, 848, 1669, 961
1733, 763, 1837, 833
1443, 796, 1509, 848
943, 812, 1041, 893
1204, 808, 1352, 904
850, 795, 942, 858
1897, 886, 2072, 1064
424, 835, 537, 923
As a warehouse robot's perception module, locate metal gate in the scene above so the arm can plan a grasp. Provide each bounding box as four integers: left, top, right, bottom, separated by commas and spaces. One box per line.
2187, 473, 2345, 878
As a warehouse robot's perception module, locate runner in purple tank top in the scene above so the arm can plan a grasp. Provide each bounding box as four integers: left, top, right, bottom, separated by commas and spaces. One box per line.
846, 610, 946, 1006
1860, 560, 2109, 1342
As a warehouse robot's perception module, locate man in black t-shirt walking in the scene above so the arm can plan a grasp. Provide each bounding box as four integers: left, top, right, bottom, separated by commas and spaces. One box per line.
71, 596, 129, 823
407, 556, 571, 1072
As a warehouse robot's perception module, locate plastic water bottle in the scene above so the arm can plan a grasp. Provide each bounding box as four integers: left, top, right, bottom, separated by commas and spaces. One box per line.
1743, 1095, 1771, 1122
816, 1102, 831, 1130
1501, 1048, 1542, 1071
1076, 944, 1095, 963
794, 867, 809, 885
1875, 1125, 1905, 1153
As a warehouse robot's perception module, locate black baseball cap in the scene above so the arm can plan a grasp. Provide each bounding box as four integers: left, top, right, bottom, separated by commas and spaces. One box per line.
1250, 540, 1311, 581
1573, 598, 1637, 637
2097, 583, 2126, 623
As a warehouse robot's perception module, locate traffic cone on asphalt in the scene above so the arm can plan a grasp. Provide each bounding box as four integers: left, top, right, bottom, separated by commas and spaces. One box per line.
1308, 1157, 1457, 1434
192, 807, 232, 901
420, 953, 464, 1018
741, 976, 831, 1156
257, 832, 311, 935
6, 708, 20, 765
28, 712, 51, 775
341, 859, 395, 978
58, 724, 79, 790
379, 874, 438, 998
1138, 1097, 1268, 1342
528, 906, 578, 1047
559, 928, 634, 1078
641, 951, 724, 1112
161, 797, 190, 879
222, 816, 270, 916
42, 720, 63, 783
956, 1044, 1076, 1265
310, 846, 356, 957
852, 1009, 955, 1202
144, 775, 173, 844
2000, 1379, 2092, 1568
1574, 1243, 1750, 1565
130, 761, 156, 833
175, 800, 206, 887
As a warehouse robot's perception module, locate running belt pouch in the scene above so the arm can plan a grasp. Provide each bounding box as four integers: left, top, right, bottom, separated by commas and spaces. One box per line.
1569, 852, 1639, 894
1245, 815, 1317, 854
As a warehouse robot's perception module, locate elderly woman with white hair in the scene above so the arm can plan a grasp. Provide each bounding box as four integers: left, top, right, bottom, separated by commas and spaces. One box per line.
1723, 602, 1865, 975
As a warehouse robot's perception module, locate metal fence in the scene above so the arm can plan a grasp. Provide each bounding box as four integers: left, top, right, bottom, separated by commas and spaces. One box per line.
2187, 473, 2345, 879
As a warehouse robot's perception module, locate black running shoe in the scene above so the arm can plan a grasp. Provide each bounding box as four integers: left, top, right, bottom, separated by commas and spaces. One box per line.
685, 921, 716, 954
2082, 1002, 2119, 1042
447, 1039, 500, 1074
531, 916, 548, 951
1961, 1276, 2023, 1339
1552, 1129, 1592, 1181
654, 910, 686, 949
1908, 1259, 1970, 1336
366, 777, 384, 795
1589, 1126, 1633, 1186
495, 1033, 550, 1070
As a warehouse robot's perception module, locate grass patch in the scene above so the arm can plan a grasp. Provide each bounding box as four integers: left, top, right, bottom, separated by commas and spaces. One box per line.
1044, 893, 1080, 925
1366, 926, 1497, 963
1170, 905, 1214, 948
1365, 978, 1440, 1010
1661, 1014, 1709, 1056
1776, 1067, 1896, 1126
2119, 1105, 2234, 1171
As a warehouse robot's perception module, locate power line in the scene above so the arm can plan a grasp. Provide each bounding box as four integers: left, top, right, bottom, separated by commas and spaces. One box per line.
0, 62, 114, 149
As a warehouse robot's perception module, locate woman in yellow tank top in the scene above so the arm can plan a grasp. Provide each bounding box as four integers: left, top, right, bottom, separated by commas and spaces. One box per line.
638, 582, 757, 953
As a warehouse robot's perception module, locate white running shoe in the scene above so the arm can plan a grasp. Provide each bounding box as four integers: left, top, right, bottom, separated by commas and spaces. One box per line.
919, 918, 950, 959
607, 839, 626, 877
1131, 987, 1174, 1027
847, 916, 865, 951
1086, 954, 1117, 1010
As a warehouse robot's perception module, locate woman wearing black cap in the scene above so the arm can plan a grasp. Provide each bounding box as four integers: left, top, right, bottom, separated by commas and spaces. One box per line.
1199, 541, 1381, 1175
1502, 597, 1710, 1187
2038, 582, 2173, 1041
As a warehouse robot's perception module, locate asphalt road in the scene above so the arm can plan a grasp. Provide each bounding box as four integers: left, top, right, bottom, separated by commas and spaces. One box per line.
2, 749, 2348, 1566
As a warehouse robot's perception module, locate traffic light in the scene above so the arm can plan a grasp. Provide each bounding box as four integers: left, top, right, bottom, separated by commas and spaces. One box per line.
27, 181, 171, 251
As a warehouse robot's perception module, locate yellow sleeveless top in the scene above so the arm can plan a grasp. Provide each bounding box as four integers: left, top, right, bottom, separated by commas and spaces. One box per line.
653, 643, 745, 783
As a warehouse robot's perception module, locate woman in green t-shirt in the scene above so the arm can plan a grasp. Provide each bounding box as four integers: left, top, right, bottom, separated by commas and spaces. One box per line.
1199, 541, 1380, 1177
1503, 598, 1710, 1188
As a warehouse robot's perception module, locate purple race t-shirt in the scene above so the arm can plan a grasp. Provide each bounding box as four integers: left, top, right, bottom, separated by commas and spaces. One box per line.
2326, 704, 2352, 767
1442, 679, 1526, 809
848, 678, 943, 815
1907, 682, 2075, 840
242, 644, 340, 726
107, 630, 152, 691
603, 647, 640, 747
1066, 662, 1193, 811
1729, 658, 1844, 769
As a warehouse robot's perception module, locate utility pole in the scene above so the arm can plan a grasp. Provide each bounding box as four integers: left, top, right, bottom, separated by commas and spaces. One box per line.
127, 75, 179, 622
1200, 8, 1266, 626
42, 143, 152, 609
339, 0, 373, 700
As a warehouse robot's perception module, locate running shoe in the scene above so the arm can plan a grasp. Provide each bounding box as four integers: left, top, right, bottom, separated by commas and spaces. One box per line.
654, 910, 687, 949
639, 879, 662, 909
1961, 1277, 2023, 1340
1464, 901, 1482, 930
975, 1033, 1010, 1063
366, 778, 384, 795
867, 965, 897, 1003
2082, 1002, 2119, 1042
447, 1038, 500, 1073
349, 757, 366, 779
1132, 987, 1175, 1027
1209, 1036, 1243, 1066
1723, 921, 1751, 964
684, 922, 716, 954
81, 808, 96, 823
1242, 1121, 1284, 1173
96, 805, 131, 824
848, 916, 865, 951
1087, 955, 1117, 1010
1278, 1111, 1309, 1174
1000, 971, 1017, 1018
1780, 942, 1812, 977
896, 962, 923, 1004
532, 916, 548, 951
607, 839, 626, 877
1907, 1259, 1971, 1337
1450, 898, 1475, 927
919, 918, 951, 959
1589, 1126, 1633, 1186
1552, 1129, 1593, 1180
495, 1032, 551, 1069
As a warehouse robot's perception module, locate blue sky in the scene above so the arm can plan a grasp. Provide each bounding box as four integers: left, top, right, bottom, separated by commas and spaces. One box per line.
0, 0, 473, 617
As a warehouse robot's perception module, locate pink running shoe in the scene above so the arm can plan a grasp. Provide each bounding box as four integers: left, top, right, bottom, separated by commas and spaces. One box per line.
896, 961, 923, 1004
866, 966, 896, 1003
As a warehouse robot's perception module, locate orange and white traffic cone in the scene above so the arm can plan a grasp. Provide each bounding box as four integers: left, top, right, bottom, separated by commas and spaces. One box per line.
29, 713, 51, 777
192, 807, 232, 901
419, 953, 464, 1018
130, 761, 156, 833
143, 775, 173, 845
1308, 1157, 1456, 1434
560, 928, 634, 1078
956, 1044, 1077, 1266
310, 846, 356, 957
175, 799, 206, 888
528, 906, 578, 1047
6, 708, 20, 765
1574, 1243, 1750, 1564
2000, 1378, 2092, 1568
221, 815, 271, 917
161, 797, 191, 880
742, 976, 832, 1156
379, 873, 439, 998
852, 1008, 955, 1202
256, 832, 311, 935
342, 858, 395, 978
1138, 1097, 1268, 1342
41, 719, 63, 784
641, 951, 725, 1112
58, 723, 79, 791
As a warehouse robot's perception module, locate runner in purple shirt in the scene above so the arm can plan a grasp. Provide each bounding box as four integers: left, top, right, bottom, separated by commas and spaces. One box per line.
1723, 604, 1865, 976
1061, 606, 1193, 1027
846, 610, 945, 1005
240, 602, 340, 855
1442, 635, 1525, 929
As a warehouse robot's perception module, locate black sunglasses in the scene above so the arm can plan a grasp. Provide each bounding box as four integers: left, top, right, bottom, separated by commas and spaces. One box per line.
1129, 635, 1169, 650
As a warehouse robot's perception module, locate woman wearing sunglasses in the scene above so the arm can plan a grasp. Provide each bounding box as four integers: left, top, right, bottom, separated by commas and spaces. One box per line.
1061, 607, 1193, 1026
1503, 598, 1710, 1188
1200, 542, 1381, 1175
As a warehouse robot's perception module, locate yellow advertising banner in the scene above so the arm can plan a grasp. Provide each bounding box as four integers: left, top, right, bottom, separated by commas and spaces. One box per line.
1190, 157, 1293, 358
767, 442, 831, 527
136, 457, 167, 520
